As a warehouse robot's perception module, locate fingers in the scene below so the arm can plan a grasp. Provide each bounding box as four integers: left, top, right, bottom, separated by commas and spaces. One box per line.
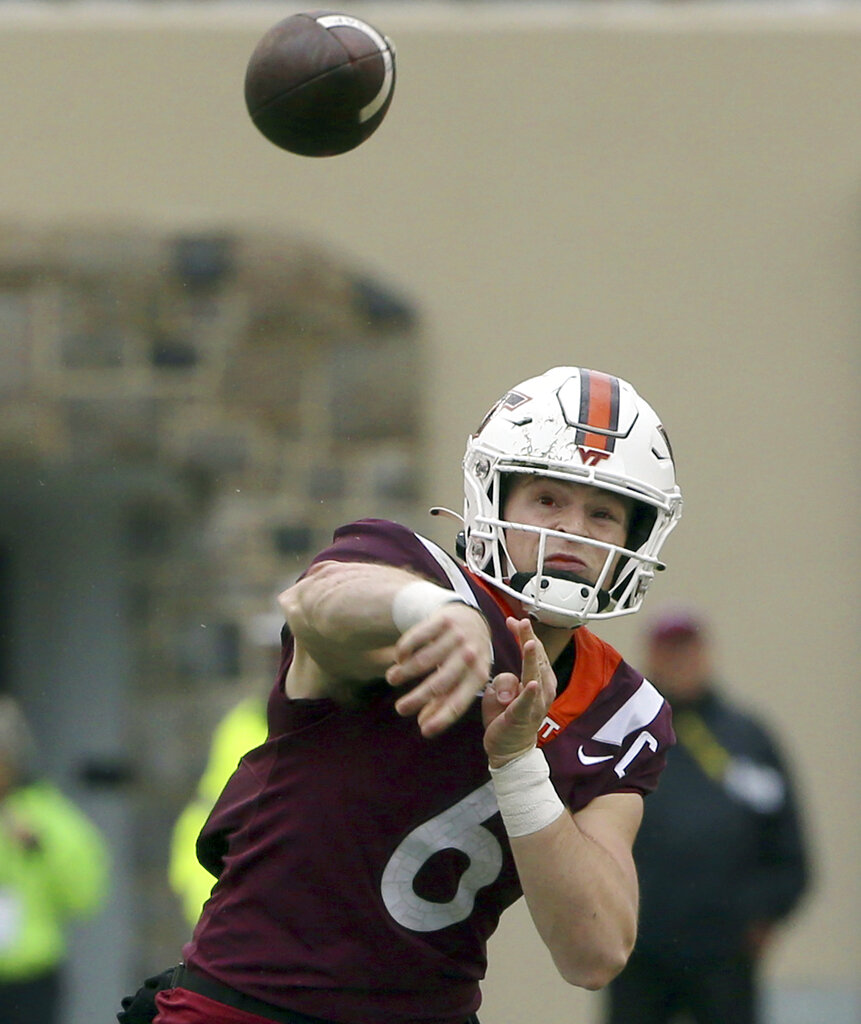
482, 618, 559, 763
384, 612, 556, 741
506, 617, 556, 701
490, 671, 521, 706
482, 675, 546, 764
413, 683, 477, 737
488, 673, 543, 725
386, 613, 463, 688
385, 606, 491, 737
391, 641, 482, 723
396, 674, 483, 738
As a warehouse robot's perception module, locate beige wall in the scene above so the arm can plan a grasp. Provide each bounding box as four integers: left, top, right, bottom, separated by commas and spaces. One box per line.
2, 3, 858, 1017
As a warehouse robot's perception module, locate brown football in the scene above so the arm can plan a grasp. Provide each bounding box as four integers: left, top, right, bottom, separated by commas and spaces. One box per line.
244, 11, 396, 157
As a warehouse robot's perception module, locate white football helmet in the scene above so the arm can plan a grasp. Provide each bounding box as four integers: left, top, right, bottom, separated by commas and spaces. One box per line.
459, 366, 683, 627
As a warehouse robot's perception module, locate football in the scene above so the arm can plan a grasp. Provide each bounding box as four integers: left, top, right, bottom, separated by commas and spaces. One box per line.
244, 11, 396, 157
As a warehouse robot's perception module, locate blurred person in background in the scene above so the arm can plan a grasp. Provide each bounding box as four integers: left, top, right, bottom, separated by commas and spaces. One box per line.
605, 607, 811, 1024
169, 695, 268, 926
0, 695, 110, 1024
168, 612, 279, 928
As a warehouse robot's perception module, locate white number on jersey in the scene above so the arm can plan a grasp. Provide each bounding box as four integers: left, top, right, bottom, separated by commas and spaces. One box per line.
381, 781, 502, 932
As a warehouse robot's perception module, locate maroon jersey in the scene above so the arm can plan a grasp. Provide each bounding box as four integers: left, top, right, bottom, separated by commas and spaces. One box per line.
183, 520, 674, 1024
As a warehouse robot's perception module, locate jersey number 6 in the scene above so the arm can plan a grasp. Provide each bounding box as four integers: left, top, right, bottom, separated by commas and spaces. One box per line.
381, 782, 502, 932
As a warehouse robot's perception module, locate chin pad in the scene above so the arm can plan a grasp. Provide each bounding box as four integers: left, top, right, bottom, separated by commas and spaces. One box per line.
510, 570, 611, 613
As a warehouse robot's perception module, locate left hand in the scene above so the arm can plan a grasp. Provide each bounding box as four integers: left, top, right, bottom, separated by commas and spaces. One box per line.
117, 967, 175, 1024
482, 617, 557, 767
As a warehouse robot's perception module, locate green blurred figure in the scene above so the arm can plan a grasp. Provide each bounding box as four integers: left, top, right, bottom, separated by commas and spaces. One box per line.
168, 696, 268, 926
169, 612, 281, 925
0, 696, 110, 1024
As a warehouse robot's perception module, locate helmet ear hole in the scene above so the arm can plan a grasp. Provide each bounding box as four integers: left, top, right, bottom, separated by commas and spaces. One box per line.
611, 502, 657, 588
627, 503, 656, 557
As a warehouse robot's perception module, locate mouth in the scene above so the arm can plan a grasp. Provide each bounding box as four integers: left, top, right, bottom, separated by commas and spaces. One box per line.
544, 553, 591, 577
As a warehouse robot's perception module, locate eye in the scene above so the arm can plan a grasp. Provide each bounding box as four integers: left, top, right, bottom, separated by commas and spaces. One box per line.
592, 505, 624, 523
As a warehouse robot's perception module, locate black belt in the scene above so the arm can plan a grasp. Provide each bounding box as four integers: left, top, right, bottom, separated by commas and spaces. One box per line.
169, 963, 481, 1024
169, 964, 336, 1024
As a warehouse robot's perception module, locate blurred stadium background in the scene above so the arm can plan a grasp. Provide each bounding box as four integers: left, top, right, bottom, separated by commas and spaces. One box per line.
0, 2, 858, 1022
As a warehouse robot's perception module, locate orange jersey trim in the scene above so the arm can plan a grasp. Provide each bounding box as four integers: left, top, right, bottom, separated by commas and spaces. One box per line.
537, 628, 621, 746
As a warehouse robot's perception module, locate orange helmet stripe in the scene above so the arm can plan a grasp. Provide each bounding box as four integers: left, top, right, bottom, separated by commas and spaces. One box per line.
577, 369, 619, 451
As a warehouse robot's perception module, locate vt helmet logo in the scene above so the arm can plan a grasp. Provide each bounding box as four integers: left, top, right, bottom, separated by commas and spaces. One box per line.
577, 447, 612, 467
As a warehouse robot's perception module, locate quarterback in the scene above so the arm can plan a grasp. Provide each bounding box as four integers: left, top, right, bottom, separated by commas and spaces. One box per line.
119, 366, 683, 1024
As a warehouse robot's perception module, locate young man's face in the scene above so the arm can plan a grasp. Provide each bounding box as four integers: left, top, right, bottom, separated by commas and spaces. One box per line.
501, 475, 631, 586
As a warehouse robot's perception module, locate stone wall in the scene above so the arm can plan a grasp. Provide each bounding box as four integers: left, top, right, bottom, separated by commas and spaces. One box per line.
0, 220, 425, 961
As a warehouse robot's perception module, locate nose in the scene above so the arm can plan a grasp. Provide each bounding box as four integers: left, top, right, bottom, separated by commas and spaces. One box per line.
555, 504, 588, 537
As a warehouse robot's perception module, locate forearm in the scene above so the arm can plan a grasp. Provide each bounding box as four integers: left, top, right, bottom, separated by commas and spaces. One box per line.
279, 560, 417, 680
509, 808, 639, 989
280, 562, 489, 719
483, 619, 641, 988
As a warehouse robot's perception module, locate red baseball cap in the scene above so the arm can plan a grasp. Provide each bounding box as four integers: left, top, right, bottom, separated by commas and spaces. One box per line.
647, 607, 706, 642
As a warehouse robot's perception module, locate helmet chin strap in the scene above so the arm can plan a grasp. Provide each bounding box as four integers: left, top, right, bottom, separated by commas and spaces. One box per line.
509, 570, 612, 616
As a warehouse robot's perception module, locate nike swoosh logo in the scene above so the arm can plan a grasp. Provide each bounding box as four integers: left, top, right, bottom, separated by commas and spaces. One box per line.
578, 745, 614, 766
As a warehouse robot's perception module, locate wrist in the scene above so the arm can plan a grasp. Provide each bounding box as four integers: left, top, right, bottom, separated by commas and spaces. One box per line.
391, 579, 469, 633
487, 747, 534, 770
489, 746, 565, 838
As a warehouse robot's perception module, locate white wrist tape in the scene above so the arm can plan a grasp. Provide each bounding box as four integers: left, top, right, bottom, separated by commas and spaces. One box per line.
391, 580, 468, 634
489, 747, 566, 838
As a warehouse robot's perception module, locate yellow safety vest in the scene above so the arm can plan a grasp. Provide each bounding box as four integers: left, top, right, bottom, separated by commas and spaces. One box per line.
168, 698, 268, 926
0, 781, 109, 981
